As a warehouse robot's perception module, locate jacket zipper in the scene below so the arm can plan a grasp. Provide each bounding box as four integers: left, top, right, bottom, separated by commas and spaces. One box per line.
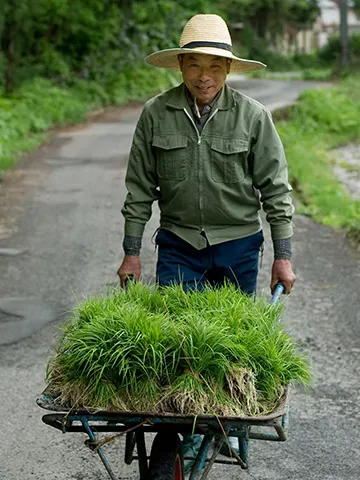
184, 108, 201, 144
183, 108, 219, 144
183, 108, 219, 237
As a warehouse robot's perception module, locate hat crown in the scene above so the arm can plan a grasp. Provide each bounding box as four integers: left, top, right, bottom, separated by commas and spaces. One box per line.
179, 14, 232, 48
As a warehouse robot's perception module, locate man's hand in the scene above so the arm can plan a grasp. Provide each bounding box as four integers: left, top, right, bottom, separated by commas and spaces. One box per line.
270, 259, 296, 294
117, 255, 141, 287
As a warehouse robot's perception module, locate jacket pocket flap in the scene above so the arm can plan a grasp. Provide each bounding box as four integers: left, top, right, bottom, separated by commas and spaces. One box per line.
211, 138, 248, 154
153, 135, 188, 150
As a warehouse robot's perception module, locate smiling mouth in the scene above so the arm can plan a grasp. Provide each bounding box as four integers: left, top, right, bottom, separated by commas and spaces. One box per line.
196, 85, 213, 92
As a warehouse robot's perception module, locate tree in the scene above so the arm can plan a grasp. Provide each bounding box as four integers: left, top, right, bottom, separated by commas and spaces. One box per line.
219, 0, 319, 46
0, 0, 33, 92
287, 0, 320, 53
353, 0, 360, 16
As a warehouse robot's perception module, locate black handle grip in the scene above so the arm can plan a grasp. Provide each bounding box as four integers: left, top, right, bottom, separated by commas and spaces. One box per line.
123, 274, 135, 290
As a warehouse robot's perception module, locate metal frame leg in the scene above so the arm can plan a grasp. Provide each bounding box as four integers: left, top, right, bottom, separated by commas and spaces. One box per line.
198, 434, 226, 480
125, 431, 136, 465
82, 419, 118, 480
238, 427, 249, 465
189, 434, 213, 480
135, 429, 149, 479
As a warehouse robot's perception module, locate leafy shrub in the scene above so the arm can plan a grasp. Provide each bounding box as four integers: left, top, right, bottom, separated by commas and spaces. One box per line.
293, 52, 324, 69
318, 33, 360, 64
318, 36, 341, 63
293, 79, 360, 135
239, 25, 297, 72
351, 33, 360, 58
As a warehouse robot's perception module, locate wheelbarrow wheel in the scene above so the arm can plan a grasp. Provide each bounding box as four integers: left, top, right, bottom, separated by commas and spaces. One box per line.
149, 432, 184, 480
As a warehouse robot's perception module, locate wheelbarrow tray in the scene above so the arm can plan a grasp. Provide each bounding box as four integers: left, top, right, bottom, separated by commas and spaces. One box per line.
37, 385, 289, 436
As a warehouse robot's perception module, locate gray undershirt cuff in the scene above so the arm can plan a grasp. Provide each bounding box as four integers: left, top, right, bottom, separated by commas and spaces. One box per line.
273, 237, 292, 260
123, 235, 142, 256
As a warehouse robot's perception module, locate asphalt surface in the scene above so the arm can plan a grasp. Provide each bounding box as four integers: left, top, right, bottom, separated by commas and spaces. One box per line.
0, 78, 359, 480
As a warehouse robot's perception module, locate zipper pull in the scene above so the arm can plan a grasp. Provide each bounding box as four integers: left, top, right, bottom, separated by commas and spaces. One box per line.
197, 137, 201, 145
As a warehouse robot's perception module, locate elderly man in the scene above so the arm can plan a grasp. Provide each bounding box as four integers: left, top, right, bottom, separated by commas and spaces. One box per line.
118, 13, 296, 296
117, 12, 296, 466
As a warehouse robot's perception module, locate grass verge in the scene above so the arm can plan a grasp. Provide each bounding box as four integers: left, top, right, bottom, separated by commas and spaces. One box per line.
249, 68, 334, 81
276, 76, 360, 241
0, 66, 178, 172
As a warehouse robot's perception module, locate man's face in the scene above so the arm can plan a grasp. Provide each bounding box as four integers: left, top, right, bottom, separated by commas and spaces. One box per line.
178, 53, 230, 105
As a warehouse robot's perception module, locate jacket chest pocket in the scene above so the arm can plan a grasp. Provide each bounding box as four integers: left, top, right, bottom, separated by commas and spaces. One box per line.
210, 138, 248, 183
153, 135, 188, 181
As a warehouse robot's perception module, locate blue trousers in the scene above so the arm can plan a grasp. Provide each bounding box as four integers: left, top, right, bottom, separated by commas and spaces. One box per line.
155, 229, 264, 295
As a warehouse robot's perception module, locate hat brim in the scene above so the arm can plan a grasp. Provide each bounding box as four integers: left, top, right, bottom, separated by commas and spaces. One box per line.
146, 47, 266, 73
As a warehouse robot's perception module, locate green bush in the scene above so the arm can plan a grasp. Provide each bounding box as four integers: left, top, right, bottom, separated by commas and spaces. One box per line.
318, 33, 360, 64
351, 33, 360, 57
318, 36, 340, 63
293, 52, 324, 69
292, 77, 360, 135
239, 26, 297, 72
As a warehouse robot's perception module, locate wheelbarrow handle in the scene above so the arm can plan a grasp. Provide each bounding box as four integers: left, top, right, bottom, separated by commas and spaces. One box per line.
270, 283, 285, 304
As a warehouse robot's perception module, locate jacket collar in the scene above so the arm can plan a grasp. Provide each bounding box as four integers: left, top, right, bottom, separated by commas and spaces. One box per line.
166, 82, 235, 111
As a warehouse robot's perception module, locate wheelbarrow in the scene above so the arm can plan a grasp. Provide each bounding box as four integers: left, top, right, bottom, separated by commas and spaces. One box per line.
37, 284, 289, 479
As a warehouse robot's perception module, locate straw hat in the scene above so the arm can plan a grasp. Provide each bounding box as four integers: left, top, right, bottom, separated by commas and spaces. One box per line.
146, 14, 266, 73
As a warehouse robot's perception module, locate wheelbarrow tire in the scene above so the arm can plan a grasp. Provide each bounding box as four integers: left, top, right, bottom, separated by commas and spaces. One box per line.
149, 432, 184, 480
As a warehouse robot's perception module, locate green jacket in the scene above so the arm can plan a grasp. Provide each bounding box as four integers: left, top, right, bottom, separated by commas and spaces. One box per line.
122, 83, 294, 250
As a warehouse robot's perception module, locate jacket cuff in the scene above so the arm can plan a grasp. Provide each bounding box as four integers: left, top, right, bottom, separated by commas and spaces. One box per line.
270, 223, 293, 241
124, 220, 146, 238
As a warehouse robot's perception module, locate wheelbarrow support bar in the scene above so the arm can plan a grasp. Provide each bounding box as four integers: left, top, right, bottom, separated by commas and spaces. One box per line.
41, 408, 289, 480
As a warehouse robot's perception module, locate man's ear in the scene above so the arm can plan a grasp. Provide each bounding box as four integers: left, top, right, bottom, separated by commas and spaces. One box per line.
178, 54, 184, 71
227, 59, 231, 74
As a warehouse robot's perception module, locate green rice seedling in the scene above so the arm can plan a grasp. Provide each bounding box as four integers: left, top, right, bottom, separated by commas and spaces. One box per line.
161, 373, 210, 415
45, 370, 113, 411
172, 313, 237, 387
225, 366, 260, 416
87, 379, 118, 409
123, 376, 163, 412
54, 379, 93, 409
106, 310, 167, 382
158, 282, 191, 315
50, 306, 158, 386
120, 282, 166, 315
206, 383, 245, 417
45, 282, 312, 415
233, 323, 310, 404
184, 282, 256, 321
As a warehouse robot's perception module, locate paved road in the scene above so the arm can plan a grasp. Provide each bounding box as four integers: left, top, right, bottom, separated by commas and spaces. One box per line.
0, 78, 359, 480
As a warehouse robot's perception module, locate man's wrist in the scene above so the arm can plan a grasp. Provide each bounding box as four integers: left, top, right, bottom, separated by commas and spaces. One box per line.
123, 235, 142, 256
273, 237, 292, 260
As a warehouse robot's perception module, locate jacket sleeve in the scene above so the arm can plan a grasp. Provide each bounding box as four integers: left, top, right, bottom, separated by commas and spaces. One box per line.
121, 105, 159, 238
250, 109, 295, 240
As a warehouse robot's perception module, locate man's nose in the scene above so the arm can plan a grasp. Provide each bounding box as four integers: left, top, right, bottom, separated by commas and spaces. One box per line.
199, 68, 211, 79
